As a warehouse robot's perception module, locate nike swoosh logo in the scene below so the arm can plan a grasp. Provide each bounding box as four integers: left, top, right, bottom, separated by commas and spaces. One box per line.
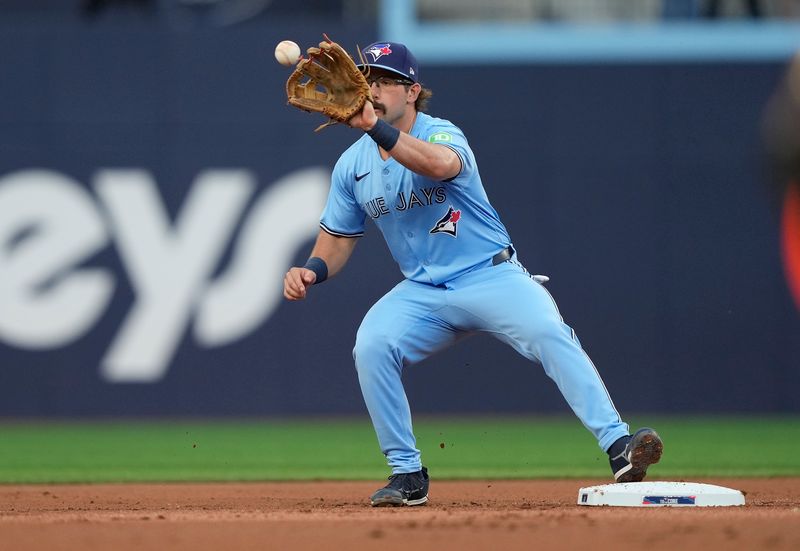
355, 171, 371, 182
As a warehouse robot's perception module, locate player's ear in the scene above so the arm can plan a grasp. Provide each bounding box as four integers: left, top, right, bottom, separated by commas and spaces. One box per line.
407, 83, 421, 104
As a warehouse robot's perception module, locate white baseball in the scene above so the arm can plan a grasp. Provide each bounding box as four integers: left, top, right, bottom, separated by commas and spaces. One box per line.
274, 40, 301, 67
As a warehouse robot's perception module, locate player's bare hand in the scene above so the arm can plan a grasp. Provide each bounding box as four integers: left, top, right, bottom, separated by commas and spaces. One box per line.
284, 267, 317, 300
348, 100, 378, 131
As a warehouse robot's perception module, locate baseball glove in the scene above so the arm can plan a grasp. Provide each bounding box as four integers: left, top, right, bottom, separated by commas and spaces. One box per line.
286, 35, 372, 132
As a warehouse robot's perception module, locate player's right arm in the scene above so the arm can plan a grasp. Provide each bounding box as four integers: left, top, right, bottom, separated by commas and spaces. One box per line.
283, 229, 359, 301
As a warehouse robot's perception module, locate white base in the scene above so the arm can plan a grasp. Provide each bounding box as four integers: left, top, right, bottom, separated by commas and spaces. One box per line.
577, 481, 745, 507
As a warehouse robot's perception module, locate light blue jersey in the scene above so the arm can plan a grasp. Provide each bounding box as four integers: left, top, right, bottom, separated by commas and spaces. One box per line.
321, 112, 511, 285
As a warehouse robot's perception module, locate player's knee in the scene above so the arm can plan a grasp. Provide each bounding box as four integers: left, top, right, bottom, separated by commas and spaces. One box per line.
353, 326, 403, 373
526, 318, 579, 349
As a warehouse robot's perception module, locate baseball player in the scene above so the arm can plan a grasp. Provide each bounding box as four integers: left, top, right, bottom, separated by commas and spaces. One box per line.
283, 41, 663, 507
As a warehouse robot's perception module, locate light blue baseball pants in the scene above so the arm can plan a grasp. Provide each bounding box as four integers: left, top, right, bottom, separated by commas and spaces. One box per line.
353, 256, 630, 474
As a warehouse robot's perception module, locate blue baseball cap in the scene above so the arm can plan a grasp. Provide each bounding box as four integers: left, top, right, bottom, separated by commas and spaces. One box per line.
357, 41, 419, 83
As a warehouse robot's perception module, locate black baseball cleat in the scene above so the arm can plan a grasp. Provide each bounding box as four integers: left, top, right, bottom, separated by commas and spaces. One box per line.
370, 466, 429, 507
608, 428, 663, 483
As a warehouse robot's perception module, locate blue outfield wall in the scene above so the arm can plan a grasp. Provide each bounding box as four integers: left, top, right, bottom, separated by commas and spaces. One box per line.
1, 19, 799, 416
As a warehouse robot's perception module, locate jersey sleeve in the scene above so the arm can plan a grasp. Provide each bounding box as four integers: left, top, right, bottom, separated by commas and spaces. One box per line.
319, 157, 366, 237
424, 122, 477, 183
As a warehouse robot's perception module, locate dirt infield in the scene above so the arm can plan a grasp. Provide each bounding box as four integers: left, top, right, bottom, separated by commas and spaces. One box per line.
1, 478, 798, 551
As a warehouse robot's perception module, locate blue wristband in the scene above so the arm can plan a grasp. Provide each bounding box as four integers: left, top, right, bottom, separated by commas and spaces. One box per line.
303, 257, 328, 284
366, 119, 401, 151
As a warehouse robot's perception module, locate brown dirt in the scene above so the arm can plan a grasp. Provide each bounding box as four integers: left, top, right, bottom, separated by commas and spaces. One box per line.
1, 478, 799, 551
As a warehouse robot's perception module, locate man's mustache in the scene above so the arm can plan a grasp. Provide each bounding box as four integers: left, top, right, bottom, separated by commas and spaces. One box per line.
373, 102, 387, 112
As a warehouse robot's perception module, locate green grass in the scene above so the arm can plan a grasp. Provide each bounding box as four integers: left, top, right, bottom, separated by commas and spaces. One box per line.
0, 416, 797, 483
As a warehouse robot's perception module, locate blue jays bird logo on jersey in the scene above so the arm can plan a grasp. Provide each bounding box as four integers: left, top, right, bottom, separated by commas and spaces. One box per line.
430, 206, 461, 237
365, 44, 392, 62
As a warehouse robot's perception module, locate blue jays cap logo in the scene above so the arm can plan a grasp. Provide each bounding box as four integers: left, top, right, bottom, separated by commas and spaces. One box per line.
359, 41, 419, 83
365, 43, 393, 62
430, 206, 461, 237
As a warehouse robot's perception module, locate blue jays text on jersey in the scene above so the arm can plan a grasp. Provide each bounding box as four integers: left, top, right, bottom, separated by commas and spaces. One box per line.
363, 185, 447, 219
320, 112, 511, 286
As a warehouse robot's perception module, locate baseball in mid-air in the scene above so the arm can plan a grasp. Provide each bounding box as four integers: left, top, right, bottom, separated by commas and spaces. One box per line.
274, 40, 301, 67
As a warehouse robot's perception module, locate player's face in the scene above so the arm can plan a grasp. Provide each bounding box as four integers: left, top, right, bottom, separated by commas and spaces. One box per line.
367, 71, 419, 125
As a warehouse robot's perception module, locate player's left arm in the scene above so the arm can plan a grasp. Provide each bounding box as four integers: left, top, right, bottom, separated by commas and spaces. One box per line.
350, 101, 461, 181
384, 131, 462, 181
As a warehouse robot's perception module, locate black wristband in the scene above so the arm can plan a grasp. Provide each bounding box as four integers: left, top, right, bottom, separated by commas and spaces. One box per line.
303, 257, 328, 284
366, 119, 401, 151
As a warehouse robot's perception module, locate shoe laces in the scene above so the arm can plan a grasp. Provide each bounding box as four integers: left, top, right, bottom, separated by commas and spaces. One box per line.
384, 470, 425, 492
